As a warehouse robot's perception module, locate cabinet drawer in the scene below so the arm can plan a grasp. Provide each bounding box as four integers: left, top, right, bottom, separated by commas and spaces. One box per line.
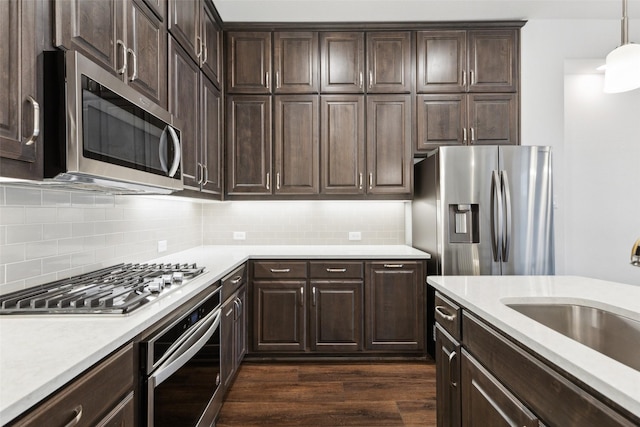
309, 261, 363, 279
222, 263, 247, 301
435, 292, 461, 341
253, 261, 307, 279
12, 344, 134, 427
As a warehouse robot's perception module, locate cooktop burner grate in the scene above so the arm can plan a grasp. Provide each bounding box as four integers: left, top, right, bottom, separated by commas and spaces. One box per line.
0, 263, 206, 315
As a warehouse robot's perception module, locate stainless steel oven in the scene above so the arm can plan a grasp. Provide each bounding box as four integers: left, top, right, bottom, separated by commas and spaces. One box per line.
141, 286, 222, 426
43, 50, 183, 194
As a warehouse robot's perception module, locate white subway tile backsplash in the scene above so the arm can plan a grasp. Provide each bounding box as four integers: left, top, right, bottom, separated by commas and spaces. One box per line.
25, 207, 59, 224
0, 207, 25, 225
26, 241, 58, 259
43, 223, 72, 240
5, 187, 42, 205
42, 255, 71, 275
6, 224, 43, 244
6, 259, 42, 282
42, 190, 71, 206
0, 243, 25, 264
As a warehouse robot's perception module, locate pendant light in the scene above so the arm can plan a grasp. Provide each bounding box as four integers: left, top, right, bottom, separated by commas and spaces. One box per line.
604, 0, 640, 93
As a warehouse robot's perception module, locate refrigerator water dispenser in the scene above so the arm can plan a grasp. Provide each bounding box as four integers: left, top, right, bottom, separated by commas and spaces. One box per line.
449, 204, 479, 243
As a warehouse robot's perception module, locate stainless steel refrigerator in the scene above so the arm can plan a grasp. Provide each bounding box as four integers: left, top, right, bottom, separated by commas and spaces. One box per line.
413, 145, 555, 276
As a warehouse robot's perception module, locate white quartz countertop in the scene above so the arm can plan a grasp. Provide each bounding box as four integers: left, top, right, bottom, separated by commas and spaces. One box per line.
427, 275, 640, 420
0, 245, 428, 425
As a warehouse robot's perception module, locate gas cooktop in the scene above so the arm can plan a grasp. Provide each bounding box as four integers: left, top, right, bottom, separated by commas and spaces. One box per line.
0, 263, 206, 315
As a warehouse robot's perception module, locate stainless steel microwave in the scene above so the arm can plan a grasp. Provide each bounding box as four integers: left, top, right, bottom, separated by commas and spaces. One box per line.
43, 50, 183, 194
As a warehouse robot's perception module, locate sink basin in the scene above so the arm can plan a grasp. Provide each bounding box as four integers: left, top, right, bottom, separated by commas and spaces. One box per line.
506, 303, 640, 371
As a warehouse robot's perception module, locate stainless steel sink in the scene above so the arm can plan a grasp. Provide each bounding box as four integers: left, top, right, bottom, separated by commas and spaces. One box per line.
506, 303, 640, 371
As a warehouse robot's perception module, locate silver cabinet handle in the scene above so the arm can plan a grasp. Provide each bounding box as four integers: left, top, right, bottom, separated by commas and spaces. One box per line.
383, 263, 403, 268
230, 276, 242, 284
265, 71, 270, 88
448, 351, 458, 387
116, 39, 127, 75
368, 173, 373, 190
312, 286, 316, 306
266, 172, 270, 190
197, 162, 204, 185
369, 70, 373, 89
203, 164, 209, 185
234, 299, 240, 320
470, 70, 475, 85
127, 48, 138, 82
470, 127, 475, 143
276, 71, 280, 89
24, 95, 40, 146
435, 305, 456, 322
359, 71, 363, 88
276, 172, 281, 190
64, 405, 83, 427
326, 268, 347, 273
462, 70, 467, 87
359, 173, 363, 190
196, 36, 203, 59
300, 286, 304, 306
270, 268, 291, 273
203, 43, 208, 66
462, 127, 467, 144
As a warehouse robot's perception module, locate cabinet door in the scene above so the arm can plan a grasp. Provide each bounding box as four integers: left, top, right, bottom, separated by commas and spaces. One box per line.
167, 0, 199, 62
0, 0, 39, 170
366, 95, 412, 195
274, 95, 319, 195
55, 0, 124, 74
461, 349, 539, 427
416, 94, 466, 152
468, 93, 518, 146
221, 296, 235, 389
416, 31, 466, 93
320, 32, 365, 93
435, 324, 461, 427
201, 3, 221, 87
366, 31, 411, 93
365, 261, 424, 351
226, 96, 272, 195
467, 30, 518, 93
253, 281, 306, 352
168, 37, 200, 189
201, 76, 222, 194
310, 280, 363, 352
320, 95, 365, 195
227, 32, 272, 94
127, 0, 167, 108
274, 32, 319, 93
235, 287, 248, 366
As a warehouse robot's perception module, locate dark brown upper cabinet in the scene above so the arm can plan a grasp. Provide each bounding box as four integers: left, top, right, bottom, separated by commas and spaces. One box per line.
320, 95, 366, 195
417, 29, 518, 94
468, 93, 518, 146
274, 32, 319, 94
226, 32, 272, 94
0, 0, 41, 180
226, 95, 272, 195
274, 95, 320, 195
366, 31, 412, 93
55, 0, 167, 107
320, 32, 365, 93
168, 0, 221, 88
366, 95, 412, 196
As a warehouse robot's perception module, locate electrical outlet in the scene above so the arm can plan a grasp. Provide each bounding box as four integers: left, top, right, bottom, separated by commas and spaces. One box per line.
348, 231, 362, 241
233, 231, 246, 240
157, 240, 168, 252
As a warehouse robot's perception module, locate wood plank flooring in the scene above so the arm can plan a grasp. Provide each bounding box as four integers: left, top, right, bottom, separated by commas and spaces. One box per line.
217, 360, 437, 427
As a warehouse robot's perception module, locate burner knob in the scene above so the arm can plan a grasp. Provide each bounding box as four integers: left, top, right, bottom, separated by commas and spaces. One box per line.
162, 274, 173, 285
148, 278, 165, 293
172, 272, 184, 283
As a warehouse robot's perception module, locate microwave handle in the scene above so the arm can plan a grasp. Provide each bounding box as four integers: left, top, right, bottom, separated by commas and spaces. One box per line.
159, 125, 181, 178
166, 125, 181, 178
150, 308, 221, 388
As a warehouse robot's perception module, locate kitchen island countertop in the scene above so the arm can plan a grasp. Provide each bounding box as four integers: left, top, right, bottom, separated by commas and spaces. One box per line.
0, 245, 428, 425
427, 275, 640, 420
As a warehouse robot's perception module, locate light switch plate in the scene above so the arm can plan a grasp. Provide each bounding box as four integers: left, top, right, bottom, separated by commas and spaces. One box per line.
233, 231, 246, 240
349, 231, 362, 241
157, 240, 168, 252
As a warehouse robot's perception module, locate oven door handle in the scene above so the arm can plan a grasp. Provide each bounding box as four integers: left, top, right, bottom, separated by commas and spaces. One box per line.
150, 308, 221, 387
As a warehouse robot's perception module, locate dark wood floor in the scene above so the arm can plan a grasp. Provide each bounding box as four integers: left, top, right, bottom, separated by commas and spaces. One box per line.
217, 360, 437, 427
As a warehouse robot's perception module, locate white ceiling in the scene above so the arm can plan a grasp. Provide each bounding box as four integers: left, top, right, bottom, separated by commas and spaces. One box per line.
212, 0, 640, 22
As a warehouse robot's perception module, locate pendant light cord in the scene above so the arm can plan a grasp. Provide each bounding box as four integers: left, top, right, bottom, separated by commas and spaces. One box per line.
621, 0, 629, 45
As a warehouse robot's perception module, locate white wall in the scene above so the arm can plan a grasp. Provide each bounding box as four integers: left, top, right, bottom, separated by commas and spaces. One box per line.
521, 19, 640, 284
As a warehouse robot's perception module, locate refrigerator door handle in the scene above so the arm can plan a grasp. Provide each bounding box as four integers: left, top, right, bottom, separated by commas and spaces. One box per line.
501, 170, 512, 262
490, 170, 503, 262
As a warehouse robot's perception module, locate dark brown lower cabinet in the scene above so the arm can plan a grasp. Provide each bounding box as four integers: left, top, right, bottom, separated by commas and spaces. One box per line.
309, 280, 363, 352
252, 280, 307, 352
365, 261, 425, 351
221, 284, 247, 389
435, 324, 460, 427
10, 344, 135, 426
460, 349, 538, 427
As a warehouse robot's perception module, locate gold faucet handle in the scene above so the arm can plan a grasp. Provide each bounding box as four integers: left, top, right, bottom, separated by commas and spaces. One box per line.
632, 238, 640, 266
